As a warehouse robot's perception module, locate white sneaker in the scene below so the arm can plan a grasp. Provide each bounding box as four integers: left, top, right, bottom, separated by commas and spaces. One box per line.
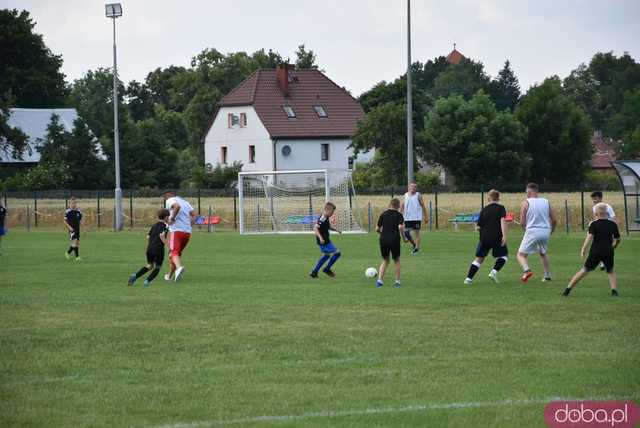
464, 278, 473, 285
488, 270, 499, 284
542, 276, 552, 282
174, 266, 185, 282
164, 273, 172, 281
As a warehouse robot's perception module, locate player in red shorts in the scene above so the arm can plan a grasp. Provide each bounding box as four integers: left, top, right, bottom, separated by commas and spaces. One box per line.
163, 191, 195, 282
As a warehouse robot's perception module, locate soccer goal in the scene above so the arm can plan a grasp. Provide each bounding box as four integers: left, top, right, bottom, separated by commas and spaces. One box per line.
238, 169, 364, 234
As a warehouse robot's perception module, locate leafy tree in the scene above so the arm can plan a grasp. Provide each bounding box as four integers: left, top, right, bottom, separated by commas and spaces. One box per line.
295, 44, 318, 70
0, 95, 28, 160
488, 60, 521, 111
0, 9, 67, 107
36, 114, 68, 164
431, 58, 491, 100
420, 91, 530, 185
516, 77, 593, 184
190, 161, 242, 189
3, 161, 72, 190
608, 89, 640, 158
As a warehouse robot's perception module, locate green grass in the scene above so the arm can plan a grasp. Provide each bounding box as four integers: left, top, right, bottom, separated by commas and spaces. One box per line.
1, 230, 639, 428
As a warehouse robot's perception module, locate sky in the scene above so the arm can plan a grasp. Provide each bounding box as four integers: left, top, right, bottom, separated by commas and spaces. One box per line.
2, 0, 639, 96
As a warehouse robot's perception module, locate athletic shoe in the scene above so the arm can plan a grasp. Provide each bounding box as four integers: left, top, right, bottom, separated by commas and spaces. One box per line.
174, 266, 185, 282
600, 262, 606, 271
75, 257, 82, 262
65, 252, 71, 260
128, 274, 136, 287
309, 271, 318, 279
143, 280, 150, 288
562, 287, 572, 296
464, 278, 473, 285
164, 273, 172, 281
375, 280, 383, 288
611, 289, 619, 297
542, 277, 552, 282
412, 247, 420, 255
393, 281, 402, 288
488, 271, 499, 284
521, 271, 534, 283
323, 269, 336, 278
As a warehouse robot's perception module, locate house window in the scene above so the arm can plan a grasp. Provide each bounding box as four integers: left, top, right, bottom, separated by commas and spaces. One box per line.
249, 145, 256, 163
240, 113, 247, 127
321, 143, 330, 161
313, 105, 328, 118
221, 146, 228, 164
282, 105, 296, 118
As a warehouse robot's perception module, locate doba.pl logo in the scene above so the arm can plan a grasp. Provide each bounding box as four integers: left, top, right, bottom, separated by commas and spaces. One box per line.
544, 401, 640, 428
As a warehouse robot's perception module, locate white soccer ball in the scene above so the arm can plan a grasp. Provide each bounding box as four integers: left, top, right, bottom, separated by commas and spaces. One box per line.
365, 267, 378, 278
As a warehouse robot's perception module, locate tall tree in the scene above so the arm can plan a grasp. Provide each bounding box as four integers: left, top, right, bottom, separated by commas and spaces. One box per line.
0, 9, 67, 107
516, 77, 593, 184
488, 60, 521, 111
294, 44, 318, 69
420, 91, 530, 185
431, 58, 491, 100
0, 95, 28, 160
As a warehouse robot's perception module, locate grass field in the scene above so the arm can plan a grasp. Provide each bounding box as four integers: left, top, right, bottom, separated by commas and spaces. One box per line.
1, 229, 639, 427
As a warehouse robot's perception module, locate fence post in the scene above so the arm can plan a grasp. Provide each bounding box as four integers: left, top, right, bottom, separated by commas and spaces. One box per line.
113, 202, 116, 231
208, 205, 212, 233
233, 189, 238, 230
3, 191, 6, 208
308, 194, 313, 231
198, 189, 202, 216
429, 200, 433, 232
367, 201, 372, 233
480, 185, 484, 211
580, 189, 585, 231
565, 199, 570, 234
64, 190, 69, 209
97, 191, 101, 229
33, 191, 38, 228
129, 192, 133, 229
435, 191, 439, 230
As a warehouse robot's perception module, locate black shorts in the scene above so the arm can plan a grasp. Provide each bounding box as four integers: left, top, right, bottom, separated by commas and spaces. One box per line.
146, 251, 164, 267
475, 240, 508, 258
405, 220, 422, 230
584, 251, 614, 273
69, 229, 80, 241
380, 239, 401, 261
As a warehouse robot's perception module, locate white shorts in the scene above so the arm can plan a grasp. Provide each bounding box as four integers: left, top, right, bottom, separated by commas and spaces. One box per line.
518, 228, 551, 255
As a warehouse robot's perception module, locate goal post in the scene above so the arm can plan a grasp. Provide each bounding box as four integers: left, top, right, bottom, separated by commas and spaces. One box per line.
238, 169, 364, 234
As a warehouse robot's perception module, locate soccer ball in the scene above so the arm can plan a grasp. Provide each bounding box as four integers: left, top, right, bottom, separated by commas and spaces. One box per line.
365, 267, 377, 278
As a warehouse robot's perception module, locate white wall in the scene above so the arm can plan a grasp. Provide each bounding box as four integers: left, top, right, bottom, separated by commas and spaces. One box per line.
274, 139, 373, 171
203, 106, 272, 172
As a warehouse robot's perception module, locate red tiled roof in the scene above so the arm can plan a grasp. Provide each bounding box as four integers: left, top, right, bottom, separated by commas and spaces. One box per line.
591, 133, 617, 169
446, 49, 465, 65
214, 68, 364, 139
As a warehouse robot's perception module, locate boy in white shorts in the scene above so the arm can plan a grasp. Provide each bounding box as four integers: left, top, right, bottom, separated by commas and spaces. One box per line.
517, 183, 557, 283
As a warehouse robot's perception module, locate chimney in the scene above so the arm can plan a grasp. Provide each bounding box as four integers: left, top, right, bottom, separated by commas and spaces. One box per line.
276, 63, 293, 96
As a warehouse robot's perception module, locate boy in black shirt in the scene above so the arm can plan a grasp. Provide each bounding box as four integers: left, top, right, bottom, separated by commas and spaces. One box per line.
375, 198, 406, 288
563, 203, 621, 296
0, 202, 6, 255
310, 202, 342, 278
64, 198, 83, 261
128, 209, 170, 288
465, 189, 509, 285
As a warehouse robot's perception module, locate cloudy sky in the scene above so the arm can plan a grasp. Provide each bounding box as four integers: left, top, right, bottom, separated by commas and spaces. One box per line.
3, 0, 639, 96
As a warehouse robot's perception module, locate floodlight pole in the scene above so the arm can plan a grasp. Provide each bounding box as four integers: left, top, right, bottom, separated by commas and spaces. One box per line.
111, 15, 123, 231
406, 0, 414, 183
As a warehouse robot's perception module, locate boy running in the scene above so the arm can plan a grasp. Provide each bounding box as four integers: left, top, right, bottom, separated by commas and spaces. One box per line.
128, 209, 170, 288
400, 182, 428, 254
164, 191, 195, 282
590, 191, 616, 222
375, 198, 406, 288
0, 201, 6, 255
310, 202, 342, 278
64, 197, 82, 261
562, 203, 621, 297
464, 189, 508, 285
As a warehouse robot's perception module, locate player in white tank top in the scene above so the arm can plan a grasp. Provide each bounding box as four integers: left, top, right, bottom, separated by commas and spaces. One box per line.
400, 182, 428, 254
517, 184, 557, 283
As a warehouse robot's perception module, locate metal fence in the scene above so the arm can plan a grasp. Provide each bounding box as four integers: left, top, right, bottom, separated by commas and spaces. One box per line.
0, 186, 630, 234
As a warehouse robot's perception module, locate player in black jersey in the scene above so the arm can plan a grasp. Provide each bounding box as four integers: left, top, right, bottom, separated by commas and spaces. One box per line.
128, 209, 170, 288
464, 189, 509, 285
64, 198, 83, 261
310, 202, 342, 278
0, 201, 7, 255
375, 198, 406, 288
563, 203, 622, 297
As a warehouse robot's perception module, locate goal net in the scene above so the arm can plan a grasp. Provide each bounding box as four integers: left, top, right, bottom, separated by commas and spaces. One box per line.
238, 169, 364, 234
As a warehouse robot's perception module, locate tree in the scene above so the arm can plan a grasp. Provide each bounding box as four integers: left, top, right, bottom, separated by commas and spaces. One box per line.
295, 44, 318, 70
431, 58, 491, 100
0, 95, 28, 160
608, 89, 640, 158
488, 60, 521, 111
516, 77, 593, 184
420, 91, 530, 185
0, 9, 67, 107
36, 114, 68, 164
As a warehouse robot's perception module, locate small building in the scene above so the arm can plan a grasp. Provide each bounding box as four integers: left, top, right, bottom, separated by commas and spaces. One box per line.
0, 108, 102, 171
446, 44, 466, 65
203, 64, 372, 173
591, 131, 617, 174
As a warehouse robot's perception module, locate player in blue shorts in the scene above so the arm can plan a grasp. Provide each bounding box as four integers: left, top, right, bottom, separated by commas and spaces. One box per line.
310, 202, 342, 278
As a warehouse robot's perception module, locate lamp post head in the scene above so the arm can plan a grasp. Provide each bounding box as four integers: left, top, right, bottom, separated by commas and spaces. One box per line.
105, 3, 122, 18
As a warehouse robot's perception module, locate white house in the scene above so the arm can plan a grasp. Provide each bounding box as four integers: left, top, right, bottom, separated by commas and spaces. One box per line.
203, 64, 373, 173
